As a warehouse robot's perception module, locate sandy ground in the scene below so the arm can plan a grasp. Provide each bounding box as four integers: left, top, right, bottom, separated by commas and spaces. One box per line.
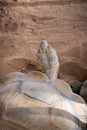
0, 0, 87, 84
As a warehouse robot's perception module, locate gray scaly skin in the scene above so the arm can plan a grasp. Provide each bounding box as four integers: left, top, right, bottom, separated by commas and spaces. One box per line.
37, 40, 59, 80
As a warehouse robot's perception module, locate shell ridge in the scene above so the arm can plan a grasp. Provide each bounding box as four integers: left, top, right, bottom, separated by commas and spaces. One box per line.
48, 82, 69, 99
24, 93, 50, 105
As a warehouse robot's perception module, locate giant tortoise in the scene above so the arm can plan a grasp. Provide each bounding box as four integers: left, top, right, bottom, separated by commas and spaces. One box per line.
0, 71, 86, 130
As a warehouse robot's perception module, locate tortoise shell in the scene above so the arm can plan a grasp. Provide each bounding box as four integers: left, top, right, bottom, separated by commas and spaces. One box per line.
0, 71, 86, 130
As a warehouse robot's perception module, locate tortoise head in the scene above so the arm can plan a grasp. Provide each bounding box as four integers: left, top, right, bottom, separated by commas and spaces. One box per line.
41, 40, 49, 49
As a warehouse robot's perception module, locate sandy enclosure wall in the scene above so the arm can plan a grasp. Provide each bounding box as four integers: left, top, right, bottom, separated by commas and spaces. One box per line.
0, 0, 87, 83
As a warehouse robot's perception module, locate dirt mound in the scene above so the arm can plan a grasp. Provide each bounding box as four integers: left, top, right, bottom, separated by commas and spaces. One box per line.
0, 0, 87, 83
